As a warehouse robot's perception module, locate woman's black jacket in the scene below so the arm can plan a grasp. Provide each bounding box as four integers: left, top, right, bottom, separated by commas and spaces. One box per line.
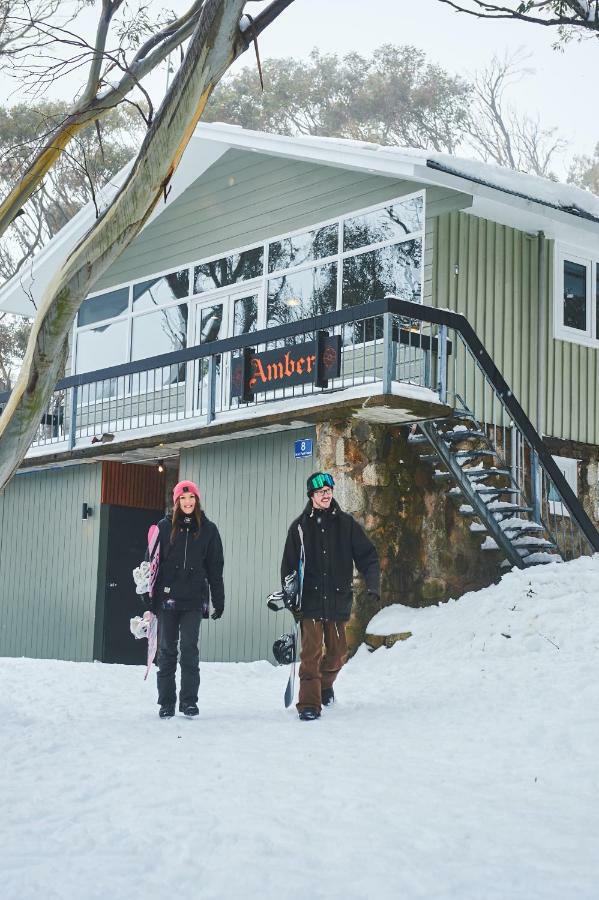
281, 499, 380, 622
150, 512, 224, 614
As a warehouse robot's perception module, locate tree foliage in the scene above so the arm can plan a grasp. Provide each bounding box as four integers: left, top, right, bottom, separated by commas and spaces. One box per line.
0, 312, 30, 391
569, 143, 599, 193
0, 101, 144, 283
207, 45, 473, 153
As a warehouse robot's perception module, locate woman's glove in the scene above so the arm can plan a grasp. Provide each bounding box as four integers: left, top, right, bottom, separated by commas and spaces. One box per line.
132, 561, 151, 595
211, 607, 224, 620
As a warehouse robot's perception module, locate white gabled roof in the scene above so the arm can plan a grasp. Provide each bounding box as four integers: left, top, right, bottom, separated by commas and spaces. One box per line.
2, 122, 599, 315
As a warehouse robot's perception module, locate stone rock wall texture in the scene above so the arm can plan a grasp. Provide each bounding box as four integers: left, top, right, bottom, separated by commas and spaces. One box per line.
316, 418, 503, 651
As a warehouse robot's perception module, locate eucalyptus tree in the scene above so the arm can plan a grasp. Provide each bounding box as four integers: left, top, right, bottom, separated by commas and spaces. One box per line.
0, 0, 295, 490
207, 45, 473, 153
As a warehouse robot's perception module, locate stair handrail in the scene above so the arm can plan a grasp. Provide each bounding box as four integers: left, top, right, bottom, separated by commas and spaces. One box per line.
383, 295, 599, 554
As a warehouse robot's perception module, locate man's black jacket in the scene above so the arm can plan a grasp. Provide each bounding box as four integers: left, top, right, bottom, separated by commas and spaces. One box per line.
281, 499, 380, 621
150, 512, 224, 614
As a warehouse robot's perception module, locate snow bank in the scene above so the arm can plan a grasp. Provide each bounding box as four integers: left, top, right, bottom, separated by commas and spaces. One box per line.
366, 555, 599, 657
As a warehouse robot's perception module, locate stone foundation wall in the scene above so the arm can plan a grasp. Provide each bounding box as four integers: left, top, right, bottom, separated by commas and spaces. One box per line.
316, 418, 502, 650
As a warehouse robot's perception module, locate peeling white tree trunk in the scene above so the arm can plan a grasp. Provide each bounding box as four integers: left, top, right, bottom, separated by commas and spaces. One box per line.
0, 0, 250, 489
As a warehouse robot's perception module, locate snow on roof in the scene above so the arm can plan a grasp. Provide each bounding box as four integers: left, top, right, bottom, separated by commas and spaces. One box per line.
202, 123, 599, 225
2, 122, 599, 316
425, 153, 599, 224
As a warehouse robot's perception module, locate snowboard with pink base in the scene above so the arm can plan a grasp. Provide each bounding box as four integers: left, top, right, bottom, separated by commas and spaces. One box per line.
144, 523, 161, 680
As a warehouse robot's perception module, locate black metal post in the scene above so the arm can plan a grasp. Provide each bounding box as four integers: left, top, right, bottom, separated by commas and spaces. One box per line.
241, 347, 255, 403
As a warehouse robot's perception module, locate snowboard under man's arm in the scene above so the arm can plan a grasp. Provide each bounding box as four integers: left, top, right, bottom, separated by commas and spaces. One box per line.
351, 519, 381, 598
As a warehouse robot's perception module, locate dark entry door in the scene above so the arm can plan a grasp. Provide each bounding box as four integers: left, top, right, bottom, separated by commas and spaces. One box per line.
102, 505, 163, 664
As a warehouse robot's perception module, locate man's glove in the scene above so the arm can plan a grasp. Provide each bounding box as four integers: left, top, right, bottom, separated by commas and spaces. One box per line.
211, 607, 224, 620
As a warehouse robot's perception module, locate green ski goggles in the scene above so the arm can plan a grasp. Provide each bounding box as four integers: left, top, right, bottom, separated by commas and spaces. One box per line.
308, 472, 335, 492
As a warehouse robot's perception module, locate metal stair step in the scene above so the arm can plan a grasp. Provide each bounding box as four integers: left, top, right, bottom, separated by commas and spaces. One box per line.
474, 487, 519, 496
502, 521, 544, 534
442, 429, 488, 443
453, 449, 495, 460
465, 467, 511, 480
407, 435, 430, 445
433, 471, 453, 481
514, 538, 556, 551
522, 552, 563, 567
449, 410, 477, 422
492, 505, 534, 518
419, 453, 440, 462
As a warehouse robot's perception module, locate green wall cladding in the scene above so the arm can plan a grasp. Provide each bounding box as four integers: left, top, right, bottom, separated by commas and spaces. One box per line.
94, 148, 469, 292
179, 428, 317, 663
432, 211, 599, 446
0, 464, 102, 660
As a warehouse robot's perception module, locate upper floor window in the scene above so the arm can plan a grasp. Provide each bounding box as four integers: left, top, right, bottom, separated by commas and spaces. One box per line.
264, 193, 424, 330
73, 192, 425, 376
555, 247, 599, 347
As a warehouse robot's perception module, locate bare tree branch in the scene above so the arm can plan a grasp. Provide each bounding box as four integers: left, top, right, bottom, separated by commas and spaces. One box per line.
464, 52, 566, 177
437, 0, 599, 30
0, 1, 208, 241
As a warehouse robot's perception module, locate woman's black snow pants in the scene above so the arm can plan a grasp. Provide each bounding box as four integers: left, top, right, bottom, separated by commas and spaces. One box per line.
156, 608, 202, 708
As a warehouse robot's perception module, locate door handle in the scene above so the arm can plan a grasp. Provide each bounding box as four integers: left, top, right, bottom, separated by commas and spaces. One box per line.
109, 582, 117, 588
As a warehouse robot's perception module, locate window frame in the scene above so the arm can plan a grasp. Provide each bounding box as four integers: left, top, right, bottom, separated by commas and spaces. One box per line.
548, 454, 579, 518
554, 244, 597, 348
71, 190, 426, 376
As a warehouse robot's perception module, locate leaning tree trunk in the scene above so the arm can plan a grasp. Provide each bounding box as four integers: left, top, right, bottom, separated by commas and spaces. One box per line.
0, 0, 294, 490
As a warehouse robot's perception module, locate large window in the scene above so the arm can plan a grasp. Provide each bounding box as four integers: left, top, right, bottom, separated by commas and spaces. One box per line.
74, 267, 190, 381
267, 262, 338, 327
264, 193, 424, 330
555, 247, 599, 347
194, 248, 263, 294
74, 192, 425, 376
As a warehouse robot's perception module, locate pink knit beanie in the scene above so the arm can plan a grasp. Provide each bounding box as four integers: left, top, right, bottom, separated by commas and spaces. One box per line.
173, 480, 201, 505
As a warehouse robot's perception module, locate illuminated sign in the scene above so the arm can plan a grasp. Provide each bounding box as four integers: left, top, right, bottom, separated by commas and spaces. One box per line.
231, 333, 341, 400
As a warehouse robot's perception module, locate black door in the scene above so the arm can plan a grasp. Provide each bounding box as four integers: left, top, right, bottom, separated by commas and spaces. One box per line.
102, 505, 163, 664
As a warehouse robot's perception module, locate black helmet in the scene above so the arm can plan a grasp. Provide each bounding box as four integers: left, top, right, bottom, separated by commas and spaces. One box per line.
306, 471, 335, 496
273, 632, 296, 665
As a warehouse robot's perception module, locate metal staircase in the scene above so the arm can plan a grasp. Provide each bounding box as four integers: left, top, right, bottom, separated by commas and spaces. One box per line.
409, 409, 560, 569
377, 295, 599, 566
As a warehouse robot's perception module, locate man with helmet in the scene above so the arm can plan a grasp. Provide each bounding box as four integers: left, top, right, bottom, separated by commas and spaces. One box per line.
281, 471, 380, 721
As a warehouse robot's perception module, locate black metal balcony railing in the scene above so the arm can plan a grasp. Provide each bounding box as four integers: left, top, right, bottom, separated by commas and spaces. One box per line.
1, 297, 598, 560
0, 300, 443, 451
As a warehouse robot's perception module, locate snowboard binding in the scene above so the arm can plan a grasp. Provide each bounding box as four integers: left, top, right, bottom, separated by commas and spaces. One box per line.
272, 632, 296, 665
266, 571, 300, 613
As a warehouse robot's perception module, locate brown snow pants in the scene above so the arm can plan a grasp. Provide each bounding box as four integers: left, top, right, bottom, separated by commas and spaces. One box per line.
297, 618, 348, 713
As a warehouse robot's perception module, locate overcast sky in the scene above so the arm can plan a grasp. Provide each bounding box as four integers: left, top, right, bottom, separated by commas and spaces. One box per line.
2, 0, 597, 175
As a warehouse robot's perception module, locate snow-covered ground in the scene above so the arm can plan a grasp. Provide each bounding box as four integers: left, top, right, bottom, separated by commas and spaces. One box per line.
1, 557, 598, 900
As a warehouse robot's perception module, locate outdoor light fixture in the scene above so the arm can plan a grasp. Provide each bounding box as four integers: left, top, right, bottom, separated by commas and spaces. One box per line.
82, 502, 93, 520
157, 460, 165, 474
285, 297, 301, 307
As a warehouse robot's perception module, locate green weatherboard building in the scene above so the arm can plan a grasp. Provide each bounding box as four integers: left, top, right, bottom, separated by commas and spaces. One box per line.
1, 124, 598, 664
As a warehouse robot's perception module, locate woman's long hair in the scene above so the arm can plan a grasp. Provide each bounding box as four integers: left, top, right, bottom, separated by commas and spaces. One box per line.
170, 498, 202, 544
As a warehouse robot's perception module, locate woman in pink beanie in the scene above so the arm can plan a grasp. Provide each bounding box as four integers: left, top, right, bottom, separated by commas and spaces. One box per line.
147, 479, 224, 719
